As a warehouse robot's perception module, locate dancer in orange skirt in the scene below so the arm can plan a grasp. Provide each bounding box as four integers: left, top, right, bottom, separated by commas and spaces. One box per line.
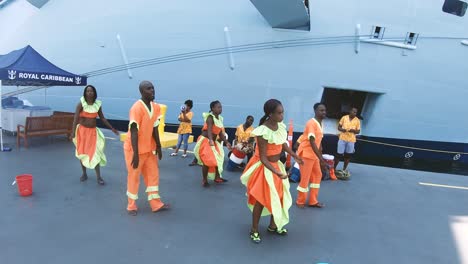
296, 103, 328, 208
124, 81, 170, 216
193, 100, 232, 187
71, 85, 118, 185
240, 99, 302, 244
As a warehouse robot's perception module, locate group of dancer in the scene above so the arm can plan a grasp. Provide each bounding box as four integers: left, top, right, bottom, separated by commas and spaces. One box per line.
71, 80, 360, 243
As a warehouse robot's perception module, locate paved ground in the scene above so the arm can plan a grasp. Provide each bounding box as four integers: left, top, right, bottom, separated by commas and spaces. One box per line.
1, 130, 467, 264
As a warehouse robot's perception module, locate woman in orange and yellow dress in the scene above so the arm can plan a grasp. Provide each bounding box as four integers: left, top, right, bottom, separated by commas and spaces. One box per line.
240, 99, 302, 244
193, 100, 232, 187
71, 85, 118, 185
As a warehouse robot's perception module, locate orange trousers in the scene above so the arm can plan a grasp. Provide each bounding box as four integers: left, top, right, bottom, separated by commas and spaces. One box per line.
124, 151, 164, 212
296, 157, 322, 205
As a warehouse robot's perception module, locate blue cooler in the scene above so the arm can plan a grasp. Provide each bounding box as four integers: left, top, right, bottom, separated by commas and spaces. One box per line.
289, 162, 301, 183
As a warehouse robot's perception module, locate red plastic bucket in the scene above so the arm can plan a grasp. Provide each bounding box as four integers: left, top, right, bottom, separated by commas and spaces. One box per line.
16, 174, 33, 196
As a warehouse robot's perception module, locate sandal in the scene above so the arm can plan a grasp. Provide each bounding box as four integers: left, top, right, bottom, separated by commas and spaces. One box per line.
296, 203, 305, 209
153, 203, 170, 212
267, 226, 288, 236
202, 181, 210, 187
214, 178, 228, 183
128, 210, 137, 216
97, 177, 105, 185
170, 153, 178, 156
250, 231, 261, 244
80, 174, 88, 182
308, 202, 324, 208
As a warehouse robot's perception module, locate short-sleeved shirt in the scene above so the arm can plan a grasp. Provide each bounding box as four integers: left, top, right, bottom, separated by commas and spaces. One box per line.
297, 118, 323, 160
296, 134, 304, 144
235, 124, 254, 143
124, 100, 161, 154
177, 111, 193, 134
339, 115, 360, 143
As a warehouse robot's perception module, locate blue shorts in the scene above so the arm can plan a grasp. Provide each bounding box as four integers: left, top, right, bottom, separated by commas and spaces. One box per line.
337, 139, 355, 154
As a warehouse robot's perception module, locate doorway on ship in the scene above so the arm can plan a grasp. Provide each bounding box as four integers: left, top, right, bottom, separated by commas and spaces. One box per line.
319, 86, 383, 156
320, 88, 367, 133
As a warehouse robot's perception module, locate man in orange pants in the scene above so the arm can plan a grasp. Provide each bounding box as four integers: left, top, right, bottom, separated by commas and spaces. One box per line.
124, 81, 170, 216
296, 103, 328, 208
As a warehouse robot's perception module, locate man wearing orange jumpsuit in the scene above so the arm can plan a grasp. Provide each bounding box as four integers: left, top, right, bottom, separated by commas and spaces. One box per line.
296, 103, 328, 208
124, 81, 170, 216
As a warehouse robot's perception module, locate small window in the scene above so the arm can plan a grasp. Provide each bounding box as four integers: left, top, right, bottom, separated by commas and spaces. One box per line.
371, 26, 385, 40
405, 32, 419, 45
443, 0, 467, 17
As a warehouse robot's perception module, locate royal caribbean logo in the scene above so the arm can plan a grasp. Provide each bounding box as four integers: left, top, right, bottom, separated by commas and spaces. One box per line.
8, 70, 16, 80
75, 76, 82, 85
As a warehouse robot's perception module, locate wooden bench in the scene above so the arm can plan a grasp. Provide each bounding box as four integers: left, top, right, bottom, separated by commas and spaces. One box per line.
52, 111, 74, 116
17, 114, 74, 148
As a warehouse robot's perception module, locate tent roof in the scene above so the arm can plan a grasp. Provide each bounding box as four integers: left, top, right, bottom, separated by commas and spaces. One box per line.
0, 45, 86, 86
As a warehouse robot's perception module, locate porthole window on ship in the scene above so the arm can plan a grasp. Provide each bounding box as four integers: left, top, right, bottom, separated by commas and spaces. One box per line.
371, 26, 385, 40
443, 0, 467, 17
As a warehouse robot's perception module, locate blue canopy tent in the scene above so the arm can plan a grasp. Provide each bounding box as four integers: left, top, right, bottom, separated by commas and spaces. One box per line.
0, 45, 87, 151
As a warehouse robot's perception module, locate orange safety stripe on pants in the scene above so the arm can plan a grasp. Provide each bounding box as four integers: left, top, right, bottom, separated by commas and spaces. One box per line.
124, 151, 165, 212
296, 157, 322, 205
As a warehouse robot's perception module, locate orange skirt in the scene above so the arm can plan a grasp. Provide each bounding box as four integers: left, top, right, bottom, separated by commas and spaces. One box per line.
240, 156, 292, 229
73, 125, 106, 169
193, 135, 224, 179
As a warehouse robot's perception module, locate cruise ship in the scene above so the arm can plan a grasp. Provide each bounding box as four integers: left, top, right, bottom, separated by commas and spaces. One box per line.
1, 0, 468, 165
